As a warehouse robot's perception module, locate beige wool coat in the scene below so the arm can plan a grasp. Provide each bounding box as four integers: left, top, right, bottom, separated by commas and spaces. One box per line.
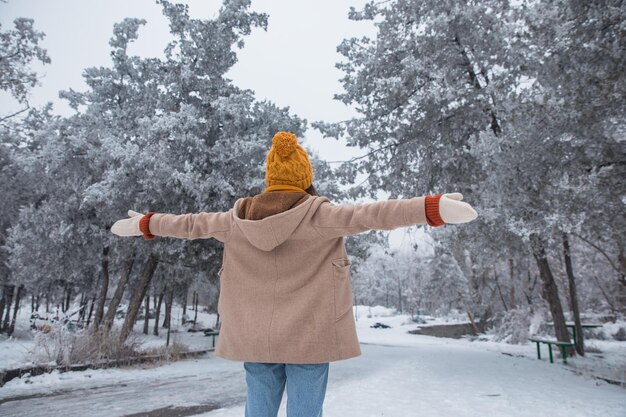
147, 193, 429, 363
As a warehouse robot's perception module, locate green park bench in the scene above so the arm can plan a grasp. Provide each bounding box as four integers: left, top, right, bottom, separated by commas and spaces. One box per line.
529, 337, 575, 364
546, 322, 603, 346
204, 330, 220, 348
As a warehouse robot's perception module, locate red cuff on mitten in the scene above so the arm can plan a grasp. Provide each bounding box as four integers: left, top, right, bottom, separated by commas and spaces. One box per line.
140, 212, 156, 240
425, 194, 445, 227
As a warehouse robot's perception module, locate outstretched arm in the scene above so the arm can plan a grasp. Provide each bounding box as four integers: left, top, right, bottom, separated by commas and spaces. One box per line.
111, 209, 232, 242
311, 193, 477, 239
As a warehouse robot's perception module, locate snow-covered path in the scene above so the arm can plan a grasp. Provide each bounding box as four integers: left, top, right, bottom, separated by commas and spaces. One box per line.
0, 353, 246, 416
207, 341, 625, 417
1, 340, 624, 417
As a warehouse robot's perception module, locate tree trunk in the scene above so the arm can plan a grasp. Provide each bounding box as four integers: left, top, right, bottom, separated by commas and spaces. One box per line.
64, 285, 72, 313
162, 287, 171, 328
615, 239, 626, 313
0, 286, 7, 330
143, 292, 150, 335
153, 289, 164, 336
166, 287, 174, 347
493, 265, 509, 311
523, 265, 539, 307
478, 306, 492, 331
618, 239, 626, 285
529, 233, 572, 355
2, 285, 15, 332
120, 254, 159, 343
78, 292, 89, 324
193, 292, 198, 325
508, 259, 517, 308
453, 33, 501, 136
182, 286, 187, 325
467, 310, 479, 334
86, 297, 95, 327
86, 272, 101, 326
93, 245, 110, 329
77, 292, 85, 322
7, 285, 23, 336
103, 249, 136, 330
563, 232, 584, 356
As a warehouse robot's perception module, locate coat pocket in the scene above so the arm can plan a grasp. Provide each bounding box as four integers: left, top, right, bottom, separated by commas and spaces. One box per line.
332, 257, 353, 321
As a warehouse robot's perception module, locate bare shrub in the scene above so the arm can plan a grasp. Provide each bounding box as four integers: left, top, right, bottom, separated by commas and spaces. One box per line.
613, 327, 626, 341
490, 308, 533, 344
32, 323, 144, 367
32, 322, 75, 366
72, 327, 144, 364
142, 340, 191, 362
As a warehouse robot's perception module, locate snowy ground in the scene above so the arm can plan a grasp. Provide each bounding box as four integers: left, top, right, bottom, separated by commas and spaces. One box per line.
1, 306, 624, 416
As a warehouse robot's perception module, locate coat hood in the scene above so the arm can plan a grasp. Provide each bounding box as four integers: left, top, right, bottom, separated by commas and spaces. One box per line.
232, 192, 314, 251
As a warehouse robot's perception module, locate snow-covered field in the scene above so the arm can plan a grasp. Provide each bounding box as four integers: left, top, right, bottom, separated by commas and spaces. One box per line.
1, 305, 624, 416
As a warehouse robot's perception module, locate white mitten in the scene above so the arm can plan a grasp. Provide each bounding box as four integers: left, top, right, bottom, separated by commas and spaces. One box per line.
111, 210, 144, 237
439, 193, 478, 224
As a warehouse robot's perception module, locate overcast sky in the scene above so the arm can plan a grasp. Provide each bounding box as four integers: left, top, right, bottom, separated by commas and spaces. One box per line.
0, 0, 427, 249
0, 0, 376, 162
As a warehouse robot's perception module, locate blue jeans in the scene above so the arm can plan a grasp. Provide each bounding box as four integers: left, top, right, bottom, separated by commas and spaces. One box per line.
244, 362, 329, 417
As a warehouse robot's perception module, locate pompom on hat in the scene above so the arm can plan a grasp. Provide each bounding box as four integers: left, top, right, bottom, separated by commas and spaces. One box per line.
265, 131, 313, 190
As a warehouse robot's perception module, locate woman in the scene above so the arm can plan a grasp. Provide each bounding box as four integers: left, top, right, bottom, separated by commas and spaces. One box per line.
111, 131, 478, 417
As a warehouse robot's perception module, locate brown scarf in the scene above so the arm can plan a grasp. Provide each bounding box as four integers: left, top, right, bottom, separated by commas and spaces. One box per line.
238, 191, 310, 220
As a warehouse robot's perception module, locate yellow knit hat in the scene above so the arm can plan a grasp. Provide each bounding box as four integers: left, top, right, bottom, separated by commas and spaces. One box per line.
265, 131, 313, 190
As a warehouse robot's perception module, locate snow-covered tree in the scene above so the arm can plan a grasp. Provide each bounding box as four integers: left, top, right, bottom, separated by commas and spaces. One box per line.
0, 12, 51, 334
4, 0, 343, 342
0, 15, 50, 121
317, 0, 625, 350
